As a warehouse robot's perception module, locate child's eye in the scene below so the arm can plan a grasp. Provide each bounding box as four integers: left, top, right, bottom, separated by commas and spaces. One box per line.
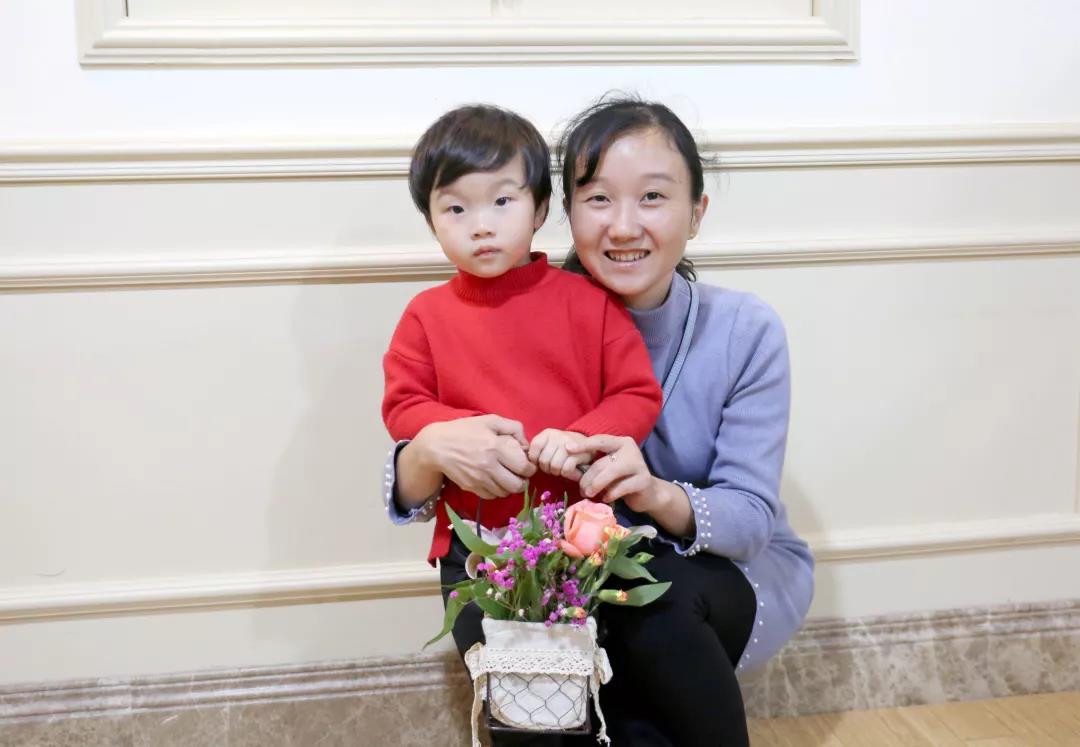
448, 205, 464, 215
585, 194, 609, 204
494, 196, 511, 207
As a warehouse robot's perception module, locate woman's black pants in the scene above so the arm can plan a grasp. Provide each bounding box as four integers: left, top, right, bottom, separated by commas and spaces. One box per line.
439, 536, 757, 746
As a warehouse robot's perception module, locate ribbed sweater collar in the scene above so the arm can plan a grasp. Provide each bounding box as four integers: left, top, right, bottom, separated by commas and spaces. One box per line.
450, 252, 551, 304
627, 271, 692, 347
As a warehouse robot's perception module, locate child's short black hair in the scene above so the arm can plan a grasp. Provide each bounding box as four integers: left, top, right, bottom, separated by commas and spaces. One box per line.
408, 105, 552, 222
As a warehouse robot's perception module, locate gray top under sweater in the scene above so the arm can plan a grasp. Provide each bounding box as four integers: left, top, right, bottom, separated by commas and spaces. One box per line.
383, 272, 814, 672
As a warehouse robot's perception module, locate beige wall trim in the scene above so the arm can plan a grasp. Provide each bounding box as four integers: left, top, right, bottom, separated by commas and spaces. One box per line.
809, 512, 1080, 562
3, 124, 1079, 183
3, 512, 1079, 624
75, 0, 858, 67
2, 232, 1079, 291
2, 599, 1078, 723
0, 561, 440, 624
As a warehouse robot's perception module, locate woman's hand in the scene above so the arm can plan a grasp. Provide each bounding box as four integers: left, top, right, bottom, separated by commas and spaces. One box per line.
412, 415, 537, 501
567, 435, 661, 513
568, 435, 696, 538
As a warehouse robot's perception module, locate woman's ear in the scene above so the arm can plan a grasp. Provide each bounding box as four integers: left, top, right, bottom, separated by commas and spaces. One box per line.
690, 194, 709, 239
534, 198, 551, 232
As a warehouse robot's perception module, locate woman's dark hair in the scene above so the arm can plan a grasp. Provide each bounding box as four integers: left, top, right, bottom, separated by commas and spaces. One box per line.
408, 105, 551, 223
557, 95, 704, 281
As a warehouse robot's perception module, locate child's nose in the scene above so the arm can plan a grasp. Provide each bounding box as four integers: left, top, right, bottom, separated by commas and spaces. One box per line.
470, 218, 494, 239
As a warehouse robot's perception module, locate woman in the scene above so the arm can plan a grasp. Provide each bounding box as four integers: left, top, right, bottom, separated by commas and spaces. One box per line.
385, 97, 814, 746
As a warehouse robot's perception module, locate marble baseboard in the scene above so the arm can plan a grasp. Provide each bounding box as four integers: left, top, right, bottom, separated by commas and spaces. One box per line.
3, 599, 1079, 744
741, 598, 1080, 718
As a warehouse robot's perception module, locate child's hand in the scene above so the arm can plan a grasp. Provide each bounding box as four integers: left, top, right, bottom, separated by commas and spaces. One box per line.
528, 429, 592, 480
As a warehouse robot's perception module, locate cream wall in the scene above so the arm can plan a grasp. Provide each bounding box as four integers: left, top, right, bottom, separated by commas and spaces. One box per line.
2, 1, 1080, 685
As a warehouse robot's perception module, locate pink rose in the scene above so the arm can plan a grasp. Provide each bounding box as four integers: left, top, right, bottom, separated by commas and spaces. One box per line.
558, 500, 617, 559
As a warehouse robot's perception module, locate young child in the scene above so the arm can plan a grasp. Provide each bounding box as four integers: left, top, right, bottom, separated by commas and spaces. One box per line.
382, 104, 662, 570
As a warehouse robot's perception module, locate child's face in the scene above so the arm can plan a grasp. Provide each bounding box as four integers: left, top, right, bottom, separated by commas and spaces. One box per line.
429, 155, 547, 278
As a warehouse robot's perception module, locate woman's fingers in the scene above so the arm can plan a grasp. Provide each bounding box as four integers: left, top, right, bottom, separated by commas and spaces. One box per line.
597, 472, 649, 503
483, 414, 529, 449
497, 435, 537, 478
579, 458, 623, 499
489, 462, 527, 496
566, 434, 624, 456
470, 481, 496, 501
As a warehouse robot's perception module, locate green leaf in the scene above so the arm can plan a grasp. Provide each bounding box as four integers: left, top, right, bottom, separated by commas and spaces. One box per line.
619, 532, 650, 553
474, 591, 511, 619
621, 582, 671, 607
606, 555, 657, 582
576, 561, 600, 580
519, 567, 539, 614
446, 505, 498, 557
630, 552, 654, 564
514, 480, 534, 527
424, 587, 475, 648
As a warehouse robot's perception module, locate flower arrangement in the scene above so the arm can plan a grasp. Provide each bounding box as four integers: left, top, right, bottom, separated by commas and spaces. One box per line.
427, 484, 670, 647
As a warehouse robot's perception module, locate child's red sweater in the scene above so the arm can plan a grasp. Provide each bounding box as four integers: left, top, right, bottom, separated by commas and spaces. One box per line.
382, 254, 663, 566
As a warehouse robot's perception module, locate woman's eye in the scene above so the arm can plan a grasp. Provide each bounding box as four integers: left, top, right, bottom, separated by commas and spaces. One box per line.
643, 191, 663, 202
448, 205, 464, 215
586, 194, 608, 204
494, 196, 510, 207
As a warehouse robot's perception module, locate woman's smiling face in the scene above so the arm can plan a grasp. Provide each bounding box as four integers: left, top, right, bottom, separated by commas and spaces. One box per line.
568, 127, 707, 310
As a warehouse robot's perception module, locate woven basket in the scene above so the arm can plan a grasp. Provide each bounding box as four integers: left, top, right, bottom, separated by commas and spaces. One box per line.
463, 616, 612, 746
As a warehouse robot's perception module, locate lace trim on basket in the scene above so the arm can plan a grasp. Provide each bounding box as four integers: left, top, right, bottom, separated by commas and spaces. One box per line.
469, 648, 602, 677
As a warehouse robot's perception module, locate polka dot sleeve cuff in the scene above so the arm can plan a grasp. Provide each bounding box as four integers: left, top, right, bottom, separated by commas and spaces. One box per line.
670, 481, 713, 557
383, 440, 440, 525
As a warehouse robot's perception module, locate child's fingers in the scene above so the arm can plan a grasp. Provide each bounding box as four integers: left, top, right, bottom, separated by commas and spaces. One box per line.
527, 432, 547, 463
559, 453, 589, 481
537, 439, 561, 474
548, 446, 570, 477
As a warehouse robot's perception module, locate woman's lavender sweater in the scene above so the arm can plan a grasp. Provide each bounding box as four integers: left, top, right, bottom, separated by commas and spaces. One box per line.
622, 272, 814, 671
384, 272, 814, 671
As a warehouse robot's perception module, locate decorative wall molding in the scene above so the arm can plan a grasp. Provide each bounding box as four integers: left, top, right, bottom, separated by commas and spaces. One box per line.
75, 0, 858, 67
2, 232, 1079, 290
3, 600, 1079, 726
807, 512, 1080, 562
0, 561, 439, 624
3, 512, 1078, 624
3, 124, 1079, 184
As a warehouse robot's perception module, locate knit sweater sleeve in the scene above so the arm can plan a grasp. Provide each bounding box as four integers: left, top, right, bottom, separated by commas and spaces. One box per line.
673, 297, 791, 562
566, 296, 663, 442
382, 303, 483, 441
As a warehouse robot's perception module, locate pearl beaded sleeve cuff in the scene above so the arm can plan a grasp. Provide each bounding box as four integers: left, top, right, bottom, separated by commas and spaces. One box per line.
670, 481, 713, 557
383, 440, 439, 525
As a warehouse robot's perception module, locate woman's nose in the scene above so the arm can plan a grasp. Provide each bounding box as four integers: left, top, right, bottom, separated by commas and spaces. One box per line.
607, 205, 643, 242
